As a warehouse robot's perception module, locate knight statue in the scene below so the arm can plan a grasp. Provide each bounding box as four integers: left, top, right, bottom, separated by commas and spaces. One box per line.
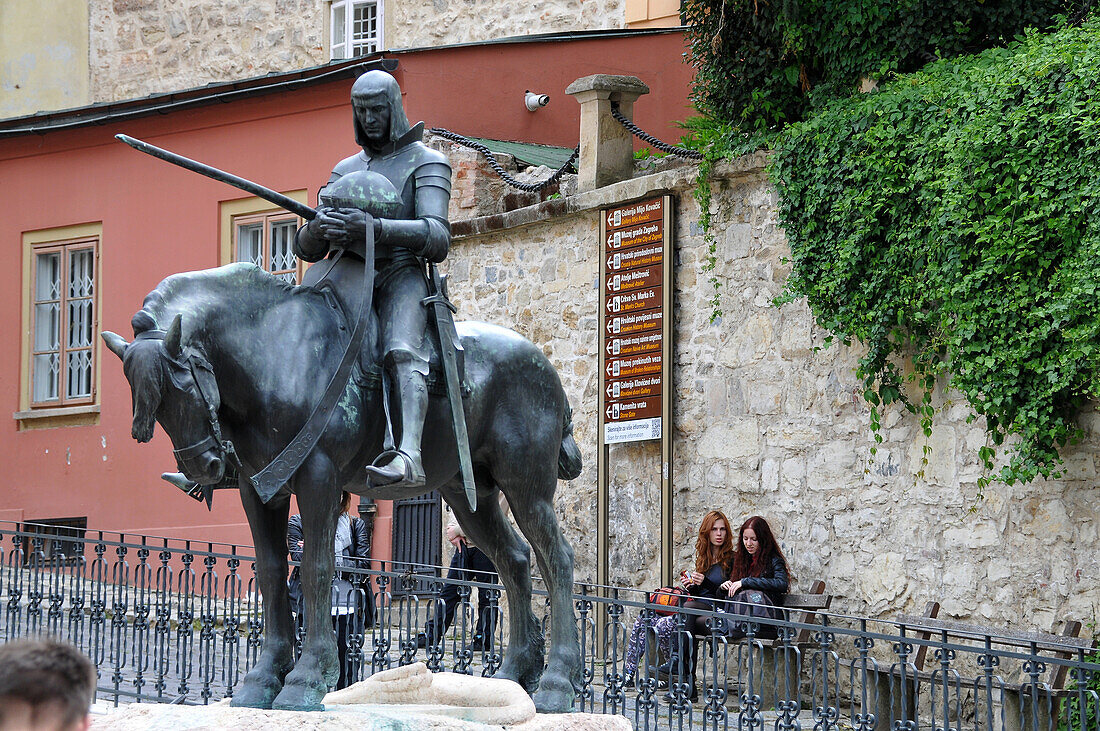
294, 70, 452, 490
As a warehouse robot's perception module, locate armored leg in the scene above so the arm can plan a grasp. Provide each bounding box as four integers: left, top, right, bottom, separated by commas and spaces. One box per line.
366, 350, 428, 488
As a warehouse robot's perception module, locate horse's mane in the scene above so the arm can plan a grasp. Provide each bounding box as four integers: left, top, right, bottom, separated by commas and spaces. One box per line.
136, 263, 297, 334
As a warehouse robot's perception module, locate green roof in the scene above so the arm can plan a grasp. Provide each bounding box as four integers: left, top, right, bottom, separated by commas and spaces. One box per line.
471, 138, 575, 171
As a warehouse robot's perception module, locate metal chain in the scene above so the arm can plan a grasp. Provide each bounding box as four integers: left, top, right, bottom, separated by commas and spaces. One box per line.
609, 101, 704, 160
428, 127, 579, 192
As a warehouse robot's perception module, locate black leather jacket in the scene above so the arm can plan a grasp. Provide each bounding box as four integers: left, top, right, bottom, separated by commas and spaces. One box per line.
738, 553, 790, 605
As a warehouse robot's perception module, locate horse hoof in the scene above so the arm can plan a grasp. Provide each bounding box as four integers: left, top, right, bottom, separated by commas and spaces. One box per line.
532, 669, 577, 714
230, 675, 281, 709
495, 658, 542, 693
271, 682, 327, 712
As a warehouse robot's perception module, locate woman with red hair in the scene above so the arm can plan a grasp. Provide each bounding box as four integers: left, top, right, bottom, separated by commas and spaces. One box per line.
621, 510, 734, 689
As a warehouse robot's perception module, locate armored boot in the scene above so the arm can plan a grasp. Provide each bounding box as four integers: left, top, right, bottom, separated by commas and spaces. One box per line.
366, 354, 428, 489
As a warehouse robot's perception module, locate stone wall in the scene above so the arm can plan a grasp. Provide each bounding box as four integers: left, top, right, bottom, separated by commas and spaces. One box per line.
388, 0, 624, 49
87, 0, 624, 105
88, 0, 325, 103
444, 154, 1100, 631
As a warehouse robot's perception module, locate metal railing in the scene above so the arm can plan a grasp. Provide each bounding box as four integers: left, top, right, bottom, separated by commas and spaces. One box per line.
2, 522, 1096, 730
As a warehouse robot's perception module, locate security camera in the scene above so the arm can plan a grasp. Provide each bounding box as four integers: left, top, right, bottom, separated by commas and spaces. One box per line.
525, 90, 550, 111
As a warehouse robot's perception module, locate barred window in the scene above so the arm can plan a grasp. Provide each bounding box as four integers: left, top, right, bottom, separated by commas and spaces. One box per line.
31, 239, 97, 406
331, 0, 383, 60
233, 211, 303, 284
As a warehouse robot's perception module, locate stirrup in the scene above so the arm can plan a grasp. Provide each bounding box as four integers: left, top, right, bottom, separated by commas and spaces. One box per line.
365, 449, 425, 488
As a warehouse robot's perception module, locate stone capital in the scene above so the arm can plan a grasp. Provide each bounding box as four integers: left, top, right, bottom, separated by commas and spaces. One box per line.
566, 75, 651, 192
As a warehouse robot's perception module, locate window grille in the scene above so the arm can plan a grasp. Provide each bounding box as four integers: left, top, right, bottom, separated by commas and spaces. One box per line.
234, 212, 303, 285
331, 0, 383, 60
31, 241, 96, 405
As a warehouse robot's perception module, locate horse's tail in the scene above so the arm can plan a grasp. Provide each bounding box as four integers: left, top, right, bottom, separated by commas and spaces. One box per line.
558, 403, 583, 480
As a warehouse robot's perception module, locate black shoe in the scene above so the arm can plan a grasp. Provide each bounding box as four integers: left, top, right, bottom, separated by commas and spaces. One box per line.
416, 632, 429, 648
622, 674, 636, 689
469, 634, 487, 652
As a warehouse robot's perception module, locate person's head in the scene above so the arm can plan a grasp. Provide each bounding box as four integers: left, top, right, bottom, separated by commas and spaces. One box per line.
731, 515, 788, 580
340, 490, 354, 516
351, 70, 412, 150
693, 510, 734, 574
0, 639, 95, 731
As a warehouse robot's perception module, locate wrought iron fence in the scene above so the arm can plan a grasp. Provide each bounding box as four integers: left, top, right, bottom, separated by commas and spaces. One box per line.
2, 521, 1096, 730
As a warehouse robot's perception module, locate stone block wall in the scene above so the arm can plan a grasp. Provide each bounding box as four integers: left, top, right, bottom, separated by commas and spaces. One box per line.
87, 0, 624, 105
444, 155, 1100, 631
89, 0, 325, 103
389, 0, 624, 49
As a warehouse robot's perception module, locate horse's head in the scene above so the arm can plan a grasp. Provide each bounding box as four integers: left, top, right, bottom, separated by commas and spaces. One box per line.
102, 312, 229, 486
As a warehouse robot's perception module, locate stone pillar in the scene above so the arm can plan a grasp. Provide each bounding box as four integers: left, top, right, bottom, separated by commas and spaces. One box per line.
565, 74, 651, 192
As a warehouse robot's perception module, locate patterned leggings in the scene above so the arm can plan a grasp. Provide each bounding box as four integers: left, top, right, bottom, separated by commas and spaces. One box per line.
623, 613, 676, 676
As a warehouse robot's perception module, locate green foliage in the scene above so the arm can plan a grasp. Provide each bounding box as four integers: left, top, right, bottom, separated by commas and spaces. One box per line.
681, 0, 1089, 134
770, 18, 1100, 485
1061, 622, 1099, 731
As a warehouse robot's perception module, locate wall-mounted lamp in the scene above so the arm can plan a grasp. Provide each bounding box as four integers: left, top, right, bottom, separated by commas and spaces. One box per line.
525, 90, 550, 111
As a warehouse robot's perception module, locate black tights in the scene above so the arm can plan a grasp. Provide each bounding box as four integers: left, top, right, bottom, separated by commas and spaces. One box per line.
679, 600, 713, 638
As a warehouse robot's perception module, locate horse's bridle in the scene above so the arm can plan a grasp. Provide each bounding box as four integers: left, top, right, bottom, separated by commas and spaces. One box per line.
137, 329, 240, 476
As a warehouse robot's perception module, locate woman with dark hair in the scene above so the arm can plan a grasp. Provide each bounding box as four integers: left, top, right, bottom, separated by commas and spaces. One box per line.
717, 515, 790, 639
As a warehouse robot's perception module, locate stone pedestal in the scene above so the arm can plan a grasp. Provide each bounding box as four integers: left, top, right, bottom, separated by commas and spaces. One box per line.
565, 74, 650, 192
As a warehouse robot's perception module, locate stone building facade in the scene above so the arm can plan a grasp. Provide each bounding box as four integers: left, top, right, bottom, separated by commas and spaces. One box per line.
441, 149, 1099, 631
87, 0, 624, 105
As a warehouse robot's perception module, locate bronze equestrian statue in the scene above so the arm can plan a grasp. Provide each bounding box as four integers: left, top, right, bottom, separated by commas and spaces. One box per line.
103, 70, 583, 713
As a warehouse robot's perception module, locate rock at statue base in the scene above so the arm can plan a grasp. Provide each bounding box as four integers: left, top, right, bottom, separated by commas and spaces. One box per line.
92, 664, 630, 730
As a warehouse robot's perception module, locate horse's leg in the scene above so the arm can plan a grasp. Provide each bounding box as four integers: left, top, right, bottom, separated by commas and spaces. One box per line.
441, 480, 545, 693
272, 455, 341, 711
504, 471, 582, 713
232, 487, 293, 708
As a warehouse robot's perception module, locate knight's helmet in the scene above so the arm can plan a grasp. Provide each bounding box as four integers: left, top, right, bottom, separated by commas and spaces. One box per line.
319, 170, 403, 217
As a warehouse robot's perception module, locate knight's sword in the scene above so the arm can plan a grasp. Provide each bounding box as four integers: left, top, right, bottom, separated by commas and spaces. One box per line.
425, 265, 477, 513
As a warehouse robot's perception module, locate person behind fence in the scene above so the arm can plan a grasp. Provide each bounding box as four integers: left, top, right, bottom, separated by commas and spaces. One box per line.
620, 509, 734, 689
288, 491, 373, 689
0, 639, 96, 731
646, 510, 737, 698
417, 493, 508, 652
714, 514, 790, 640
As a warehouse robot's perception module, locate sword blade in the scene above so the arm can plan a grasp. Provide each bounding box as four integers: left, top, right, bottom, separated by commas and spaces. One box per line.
115, 134, 318, 221
429, 264, 477, 513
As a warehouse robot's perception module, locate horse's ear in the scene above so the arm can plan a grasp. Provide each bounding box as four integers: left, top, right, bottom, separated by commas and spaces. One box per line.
164, 314, 183, 359
101, 332, 129, 360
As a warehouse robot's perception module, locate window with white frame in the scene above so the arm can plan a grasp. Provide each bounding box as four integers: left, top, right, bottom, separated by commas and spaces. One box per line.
233, 211, 303, 284
331, 0, 383, 60
30, 238, 97, 406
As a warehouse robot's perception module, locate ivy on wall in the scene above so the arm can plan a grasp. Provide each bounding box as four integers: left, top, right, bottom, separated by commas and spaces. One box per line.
769, 18, 1100, 487
680, 0, 1089, 134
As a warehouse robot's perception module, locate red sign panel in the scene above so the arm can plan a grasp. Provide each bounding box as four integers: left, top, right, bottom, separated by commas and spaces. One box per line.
605, 198, 665, 231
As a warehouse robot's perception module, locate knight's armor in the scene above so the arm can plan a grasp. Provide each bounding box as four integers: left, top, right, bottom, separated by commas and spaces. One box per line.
294, 70, 452, 489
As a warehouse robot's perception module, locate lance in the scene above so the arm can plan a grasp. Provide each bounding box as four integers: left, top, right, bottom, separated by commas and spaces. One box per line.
115, 134, 317, 220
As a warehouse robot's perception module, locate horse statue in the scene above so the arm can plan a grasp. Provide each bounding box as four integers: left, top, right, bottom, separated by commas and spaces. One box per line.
101, 263, 583, 712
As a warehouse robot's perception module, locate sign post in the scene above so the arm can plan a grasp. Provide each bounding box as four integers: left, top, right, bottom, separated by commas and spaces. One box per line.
597, 194, 674, 602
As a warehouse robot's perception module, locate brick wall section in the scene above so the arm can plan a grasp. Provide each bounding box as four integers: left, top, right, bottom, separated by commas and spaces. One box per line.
444, 154, 1100, 629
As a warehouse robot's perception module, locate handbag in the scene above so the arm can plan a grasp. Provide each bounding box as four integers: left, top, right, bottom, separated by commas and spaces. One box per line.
647, 585, 687, 615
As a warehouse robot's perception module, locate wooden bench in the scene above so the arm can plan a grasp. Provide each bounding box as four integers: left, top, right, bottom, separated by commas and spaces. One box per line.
871, 604, 1094, 731
696, 580, 833, 707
